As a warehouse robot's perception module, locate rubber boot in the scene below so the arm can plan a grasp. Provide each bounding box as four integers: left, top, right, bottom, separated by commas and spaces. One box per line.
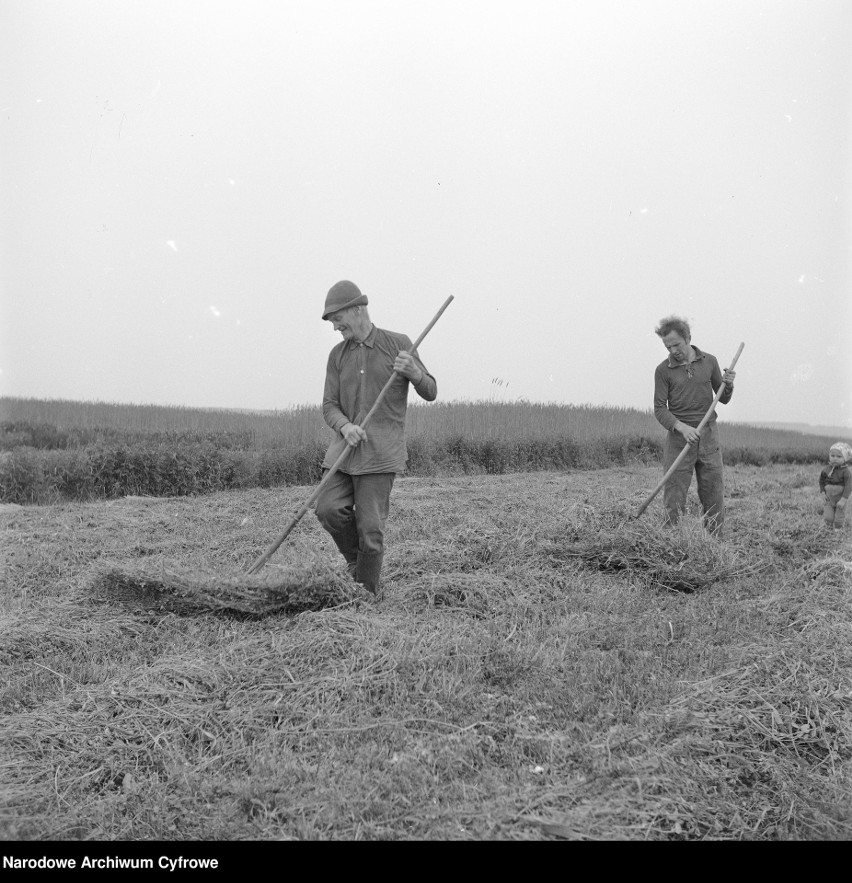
355, 550, 384, 596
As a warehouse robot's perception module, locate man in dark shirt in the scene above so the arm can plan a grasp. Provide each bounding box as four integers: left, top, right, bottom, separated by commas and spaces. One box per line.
653, 315, 736, 534
315, 280, 438, 595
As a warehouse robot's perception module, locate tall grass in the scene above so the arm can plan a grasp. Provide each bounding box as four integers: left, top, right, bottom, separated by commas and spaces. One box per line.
2, 395, 842, 452
0, 396, 840, 504
0, 397, 326, 448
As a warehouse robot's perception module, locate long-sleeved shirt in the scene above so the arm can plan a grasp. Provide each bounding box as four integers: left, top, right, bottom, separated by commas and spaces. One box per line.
654, 345, 733, 431
321, 324, 437, 474
820, 464, 852, 497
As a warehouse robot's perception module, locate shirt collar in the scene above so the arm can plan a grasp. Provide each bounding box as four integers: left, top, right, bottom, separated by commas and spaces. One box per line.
349, 324, 376, 348
667, 344, 705, 369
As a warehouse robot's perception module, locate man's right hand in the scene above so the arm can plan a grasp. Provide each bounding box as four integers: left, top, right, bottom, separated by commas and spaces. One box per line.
676, 422, 700, 446
341, 422, 367, 447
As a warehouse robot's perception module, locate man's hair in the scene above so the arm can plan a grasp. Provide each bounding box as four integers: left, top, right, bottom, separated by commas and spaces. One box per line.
654, 315, 691, 341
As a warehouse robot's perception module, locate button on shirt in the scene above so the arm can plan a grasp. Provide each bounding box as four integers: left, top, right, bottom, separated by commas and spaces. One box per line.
322, 325, 437, 474
654, 345, 733, 431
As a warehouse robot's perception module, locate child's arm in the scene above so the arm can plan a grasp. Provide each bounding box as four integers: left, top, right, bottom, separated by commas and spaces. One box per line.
819, 469, 827, 494
841, 468, 852, 501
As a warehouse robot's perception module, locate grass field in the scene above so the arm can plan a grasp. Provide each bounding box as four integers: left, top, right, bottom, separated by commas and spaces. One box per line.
1, 396, 846, 504
2, 462, 850, 841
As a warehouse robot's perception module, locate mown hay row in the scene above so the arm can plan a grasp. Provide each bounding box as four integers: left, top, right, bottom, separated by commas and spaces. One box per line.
545, 510, 756, 593
89, 558, 367, 617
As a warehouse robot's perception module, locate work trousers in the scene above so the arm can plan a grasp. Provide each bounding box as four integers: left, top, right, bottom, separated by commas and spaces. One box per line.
662, 422, 725, 534
823, 485, 847, 529
314, 470, 395, 593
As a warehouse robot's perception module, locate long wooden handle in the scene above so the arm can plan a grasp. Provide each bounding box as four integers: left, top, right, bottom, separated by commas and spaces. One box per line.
635, 342, 744, 519
247, 295, 454, 574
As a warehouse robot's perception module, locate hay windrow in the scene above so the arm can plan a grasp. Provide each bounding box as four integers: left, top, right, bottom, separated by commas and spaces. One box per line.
89, 557, 368, 617
548, 508, 757, 592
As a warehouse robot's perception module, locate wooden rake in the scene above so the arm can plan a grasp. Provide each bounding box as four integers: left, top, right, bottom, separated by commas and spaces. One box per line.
635, 342, 745, 520
247, 295, 454, 574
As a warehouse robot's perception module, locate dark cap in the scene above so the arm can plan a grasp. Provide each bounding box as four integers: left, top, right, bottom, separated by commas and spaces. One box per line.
322, 280, 368, 320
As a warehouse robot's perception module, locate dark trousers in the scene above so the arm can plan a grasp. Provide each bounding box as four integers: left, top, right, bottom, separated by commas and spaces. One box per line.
314, 471, 395, 593
662, 422, 725, 534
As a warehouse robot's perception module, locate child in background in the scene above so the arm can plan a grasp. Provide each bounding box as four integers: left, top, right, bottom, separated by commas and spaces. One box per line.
819, 442, 852, 530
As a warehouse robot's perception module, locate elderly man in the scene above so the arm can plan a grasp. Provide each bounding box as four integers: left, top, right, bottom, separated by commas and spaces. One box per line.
315, 280, 438, 595
653, 315, 736, 534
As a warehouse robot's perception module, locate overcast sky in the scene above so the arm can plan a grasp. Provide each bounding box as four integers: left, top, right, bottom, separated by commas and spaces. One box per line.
1, 0, 850, 426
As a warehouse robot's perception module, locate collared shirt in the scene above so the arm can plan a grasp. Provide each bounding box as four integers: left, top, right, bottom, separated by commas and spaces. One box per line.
322, 325, 437, 474
654, 345, 733, 431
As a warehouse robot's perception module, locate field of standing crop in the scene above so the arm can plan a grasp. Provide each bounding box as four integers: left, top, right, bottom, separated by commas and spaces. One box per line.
1, 397, 842, 505
2, 462, 850, 841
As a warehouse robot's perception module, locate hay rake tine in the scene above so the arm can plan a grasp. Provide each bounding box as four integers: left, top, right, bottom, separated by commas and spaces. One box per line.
634, 342, 745, 521
247, 295, 454, 575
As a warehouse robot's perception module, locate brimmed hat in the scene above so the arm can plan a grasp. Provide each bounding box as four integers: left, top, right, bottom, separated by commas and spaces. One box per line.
322, 280, 368, 320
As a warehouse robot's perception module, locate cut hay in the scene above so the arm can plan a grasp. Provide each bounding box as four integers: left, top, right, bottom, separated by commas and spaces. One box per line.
769, 523, 846, 563
89, 557, 368, 617
549, 509, 754, 592
516, 573, 852, 841
398, 571, 519, 616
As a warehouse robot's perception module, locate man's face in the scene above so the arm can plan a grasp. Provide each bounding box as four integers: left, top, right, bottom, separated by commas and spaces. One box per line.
327, 306, 359, 340
662, 331, 691, 364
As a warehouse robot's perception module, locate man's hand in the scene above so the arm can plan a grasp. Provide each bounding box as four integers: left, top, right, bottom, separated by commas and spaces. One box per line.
837, 499, 847, 510
341, 422, 367, 447
723, 368, 736, 387
676, 421, 701, 446
393, 350, 423, 384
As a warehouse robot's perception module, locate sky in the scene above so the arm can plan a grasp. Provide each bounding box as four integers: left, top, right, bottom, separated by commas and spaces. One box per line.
1, 0, 850, 427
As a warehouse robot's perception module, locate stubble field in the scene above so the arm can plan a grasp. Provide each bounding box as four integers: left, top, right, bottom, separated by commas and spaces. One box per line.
1, 463, 850, 841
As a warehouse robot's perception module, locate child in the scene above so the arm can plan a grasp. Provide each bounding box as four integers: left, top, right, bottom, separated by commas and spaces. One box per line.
819, 441, 852, 529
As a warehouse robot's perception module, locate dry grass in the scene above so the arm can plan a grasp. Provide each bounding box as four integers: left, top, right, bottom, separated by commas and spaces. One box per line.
518, 573, 852, 840
89, 556, 367, 617
1, 464, 851, 841
550, 505, 761, 592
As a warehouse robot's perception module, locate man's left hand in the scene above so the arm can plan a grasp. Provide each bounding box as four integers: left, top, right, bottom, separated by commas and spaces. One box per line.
394, 351, 423, 384
723, 368, 736, 387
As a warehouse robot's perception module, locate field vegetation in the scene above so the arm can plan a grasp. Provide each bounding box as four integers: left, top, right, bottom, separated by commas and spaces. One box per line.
1, 464, 850, 840
1, 396, 843, 504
